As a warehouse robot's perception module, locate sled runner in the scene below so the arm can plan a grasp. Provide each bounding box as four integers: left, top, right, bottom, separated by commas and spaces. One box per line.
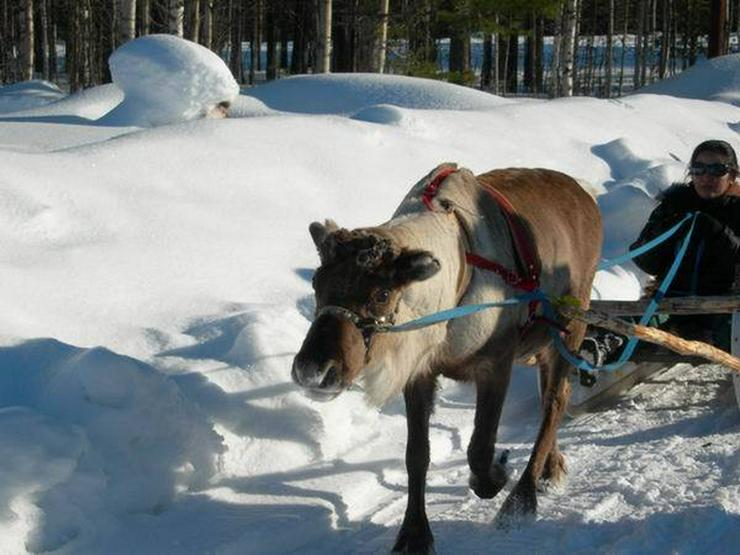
565, 297, 740, 416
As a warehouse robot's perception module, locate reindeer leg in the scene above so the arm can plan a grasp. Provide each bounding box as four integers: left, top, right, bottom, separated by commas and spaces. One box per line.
467, 352, 514, 499
536, 350, 567, 488
393, 373, 437, 554
496, 343, 572, 525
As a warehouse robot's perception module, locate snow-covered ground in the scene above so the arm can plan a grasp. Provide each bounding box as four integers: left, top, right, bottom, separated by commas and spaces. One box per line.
0, 37, 738, 554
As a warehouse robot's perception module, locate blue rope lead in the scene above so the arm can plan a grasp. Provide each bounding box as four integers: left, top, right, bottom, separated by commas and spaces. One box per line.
597, 213, 694, 270
379, 212, 698, 374
550, 212, 698, 372
387, 292, 546, 333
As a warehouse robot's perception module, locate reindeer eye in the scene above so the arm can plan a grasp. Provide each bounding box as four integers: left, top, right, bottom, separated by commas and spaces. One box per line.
373, 289, 391, 304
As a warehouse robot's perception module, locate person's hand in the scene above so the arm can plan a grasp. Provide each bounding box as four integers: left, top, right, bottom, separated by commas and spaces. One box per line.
692, 212, 725, 237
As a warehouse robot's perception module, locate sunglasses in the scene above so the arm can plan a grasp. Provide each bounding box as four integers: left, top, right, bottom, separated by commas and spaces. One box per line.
690, 162, 731, 177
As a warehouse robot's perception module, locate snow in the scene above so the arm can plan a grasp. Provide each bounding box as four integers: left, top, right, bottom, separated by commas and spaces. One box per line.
641, 54, 740, 107
0, 41, 738, 553
100, 35, 239, 127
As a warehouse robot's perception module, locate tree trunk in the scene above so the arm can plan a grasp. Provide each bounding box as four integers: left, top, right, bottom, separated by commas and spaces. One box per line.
659, 0, 671, 78
523, 13, 534, 93
709, 0, 728, 57
561, 0, 577, 96
138, 0, 150, 35
291, 0, 308, 74
47, 0, 57, 81
229, 0, 243, 82
481, 31, 492, 89
332, 1, 355, 73
38, 0, 50, 79
203, 0, 213, 49
318, 0, 332, 72
20, 0, 34, 81
534, 15, 544, 94
373, 0, 389, 73
168, 0, 184, 37
605, 0, 614, 97
188, 0, 200, 43
506, 29, 517, 93
634, 0, 644, 89
449, 26, 470, 76
249, 0, 259, 83
119, 0, 136, 44
549, 5, 563, 97
266, 2, 277, 80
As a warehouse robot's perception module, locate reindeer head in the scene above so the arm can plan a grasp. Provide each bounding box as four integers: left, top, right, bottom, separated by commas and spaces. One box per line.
292, 220, 440, 401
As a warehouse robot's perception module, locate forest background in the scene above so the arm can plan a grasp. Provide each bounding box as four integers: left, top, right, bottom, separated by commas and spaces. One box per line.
0, 1, 735, 100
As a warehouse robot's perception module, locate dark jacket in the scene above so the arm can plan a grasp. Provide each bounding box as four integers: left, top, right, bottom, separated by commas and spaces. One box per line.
630, 184, 740, 296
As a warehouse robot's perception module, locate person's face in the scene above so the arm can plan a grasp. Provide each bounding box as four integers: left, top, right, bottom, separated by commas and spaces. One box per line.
691, 151, 736, 199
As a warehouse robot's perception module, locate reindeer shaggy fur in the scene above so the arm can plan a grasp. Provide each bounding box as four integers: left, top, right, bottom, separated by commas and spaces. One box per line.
293, 164, 602, 553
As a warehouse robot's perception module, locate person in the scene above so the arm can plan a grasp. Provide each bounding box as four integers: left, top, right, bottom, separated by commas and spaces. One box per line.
581, 139, 740, 368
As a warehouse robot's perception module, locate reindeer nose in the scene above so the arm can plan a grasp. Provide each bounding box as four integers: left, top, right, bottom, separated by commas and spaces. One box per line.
291, 356, 340, 391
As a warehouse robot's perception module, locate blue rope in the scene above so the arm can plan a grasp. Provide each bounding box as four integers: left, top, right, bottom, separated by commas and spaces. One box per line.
382, 212, 699, 374
597, 213, 694, 270
549, 212, 698, 372
387, 292, 546, 333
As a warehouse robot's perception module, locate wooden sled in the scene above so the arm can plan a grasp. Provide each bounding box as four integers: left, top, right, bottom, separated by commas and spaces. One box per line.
564, 296, 740, 416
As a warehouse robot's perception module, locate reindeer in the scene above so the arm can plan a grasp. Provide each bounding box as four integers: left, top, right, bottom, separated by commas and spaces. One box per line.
292, 164, 602, 553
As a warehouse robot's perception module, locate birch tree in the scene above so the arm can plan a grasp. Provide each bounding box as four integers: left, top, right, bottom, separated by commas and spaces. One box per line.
318, 0, 332, 73
374, 0, 390, 73
119, 0, 137, 44
560, 0, 577, 96
187, 0, 201, 43
20, 0, 34, 80
168, 0, 184, 37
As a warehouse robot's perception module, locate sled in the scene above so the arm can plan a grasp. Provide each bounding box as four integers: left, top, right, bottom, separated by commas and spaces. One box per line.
565, 296, 740, 416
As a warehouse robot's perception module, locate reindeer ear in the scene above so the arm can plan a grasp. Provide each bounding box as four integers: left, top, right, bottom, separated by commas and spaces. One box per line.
393, 250, 440, 285
309, 219, 339, 249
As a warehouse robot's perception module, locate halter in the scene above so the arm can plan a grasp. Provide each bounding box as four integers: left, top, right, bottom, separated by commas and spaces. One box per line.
315, 304, 396, 359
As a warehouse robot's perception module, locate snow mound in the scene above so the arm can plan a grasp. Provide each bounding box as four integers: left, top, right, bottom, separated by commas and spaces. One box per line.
244, 73, 513, 114
639, 53, 740, 106
0, 338, 224, 552
0, 84, 123, 123
351, 104, 407, 125
99, 34, 239, 127
0, 80, 64, 115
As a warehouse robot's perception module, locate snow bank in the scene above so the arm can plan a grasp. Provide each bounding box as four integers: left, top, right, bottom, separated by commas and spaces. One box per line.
639, 53, 740, 106
0, 339, 223, 552
243, 73, 515, 115
99, 35, 239, 127
0, 81, 64, 115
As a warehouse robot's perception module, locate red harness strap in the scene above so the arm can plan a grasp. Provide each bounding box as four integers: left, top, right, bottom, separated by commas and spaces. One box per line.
421, 166, 458, 211
422, 169, 542, 334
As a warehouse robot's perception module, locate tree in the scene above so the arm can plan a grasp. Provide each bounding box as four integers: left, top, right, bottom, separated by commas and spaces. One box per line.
119, 0, 137, 44
318, 0, 333, 72
20, 0, 34, 80
169, 0, 184, 37
374, 0, 390, 72
708, 0, 728, 57
560, 0, 577, 96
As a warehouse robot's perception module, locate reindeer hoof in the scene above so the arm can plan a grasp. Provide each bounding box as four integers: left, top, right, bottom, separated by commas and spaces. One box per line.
392, 519, 435, 554
495, 482, 537, 529
469, 463, 509, 499
541, 451, 567, 486
469, 449, 510, 499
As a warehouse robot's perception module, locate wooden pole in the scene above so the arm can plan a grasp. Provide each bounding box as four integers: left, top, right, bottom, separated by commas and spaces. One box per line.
557, 303, 740, 372
590, 295, 740, 316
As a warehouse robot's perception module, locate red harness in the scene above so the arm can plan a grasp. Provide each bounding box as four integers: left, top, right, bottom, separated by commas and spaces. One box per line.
422, 168, 542, 333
